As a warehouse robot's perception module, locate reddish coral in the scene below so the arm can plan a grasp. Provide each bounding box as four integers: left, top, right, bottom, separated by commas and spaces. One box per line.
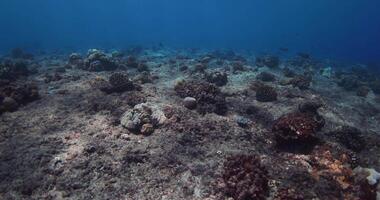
222, 155, 269, 200
273, 112, 324, 144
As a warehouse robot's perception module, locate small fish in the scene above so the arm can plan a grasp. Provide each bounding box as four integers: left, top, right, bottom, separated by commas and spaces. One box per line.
279, 47, 289, 52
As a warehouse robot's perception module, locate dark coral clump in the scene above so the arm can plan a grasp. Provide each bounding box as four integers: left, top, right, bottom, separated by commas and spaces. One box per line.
369, 79, 380, 94
273, 112, 324, 146
126, 56, 139, 68
0, 60, 30, 80
327, 126, 366, 152
255, 84, 277, 102
68, 53, 83, 67
90, 73, 136, 94
256, 71, 276, 82
288, 75, 312, 90
298, 100, 323, 114
356, 86, 370, 97
256, 55, 280, 68
283, 67, 296, 77
205, 71, 228, 86
222, 154, 269, 200
83, 50, 118, 71
231, 61, 246, 72
108, 72, 135, 92
0, 82, 39, 113
174, 80, 227, 115
337, 75, 360, 91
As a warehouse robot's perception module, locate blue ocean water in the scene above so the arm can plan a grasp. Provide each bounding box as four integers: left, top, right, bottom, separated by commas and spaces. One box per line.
0, 0, 379, 63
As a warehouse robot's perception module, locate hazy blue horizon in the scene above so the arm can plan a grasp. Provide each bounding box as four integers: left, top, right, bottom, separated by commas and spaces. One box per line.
1, 0, 379, 63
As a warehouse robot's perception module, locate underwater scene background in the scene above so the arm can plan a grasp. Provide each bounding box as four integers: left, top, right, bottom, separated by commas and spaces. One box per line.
1, 1, 380, 200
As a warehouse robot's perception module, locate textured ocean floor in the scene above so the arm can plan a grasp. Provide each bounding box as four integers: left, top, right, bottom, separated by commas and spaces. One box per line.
0, 48, 380, 199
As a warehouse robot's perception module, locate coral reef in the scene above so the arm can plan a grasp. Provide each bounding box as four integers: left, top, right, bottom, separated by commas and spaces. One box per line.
90, 73, 136, 94
357, 86, 371, 97
327, 126, 366, 152
68, 53, 83, 66
205, 71, 228, 86
283, 67, 296, 77
298, 100, 323, 114
1, 47, 380, 199
287, 75, 312, 90
369, 79, 380, 94
256, 55, 280, 68
0, 82, 39, 113
256, 71, 276, 82
231, 61, 246, 72
174, 80, 227, 115
337, 75, 360, 91
108, 72, 135, 92
273, 111, 324, 146
222, 155, 269, 200
82, 49, 118, 71
126, 56, 139, 68
0, 60, 29, 80
255, 84, 277, 102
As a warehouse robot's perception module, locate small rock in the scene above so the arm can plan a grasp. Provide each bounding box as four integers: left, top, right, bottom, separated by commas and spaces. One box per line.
183, 97, 197, 109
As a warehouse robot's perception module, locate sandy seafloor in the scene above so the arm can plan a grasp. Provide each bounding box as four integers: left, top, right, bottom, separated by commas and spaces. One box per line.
0, 48, 380, 200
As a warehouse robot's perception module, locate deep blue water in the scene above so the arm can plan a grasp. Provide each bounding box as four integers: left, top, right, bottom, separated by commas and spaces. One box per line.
1, 0, 379, 63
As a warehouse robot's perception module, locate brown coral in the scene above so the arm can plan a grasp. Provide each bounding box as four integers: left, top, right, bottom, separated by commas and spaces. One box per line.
205, 71, 228, 86
222, 155, 269, 200
256, 55, 280, 68
0, 82, 39, 113
174, 80, 227, 115
288, 75, 312, 90
255, 84, 277, 102
273, 112, 324, 145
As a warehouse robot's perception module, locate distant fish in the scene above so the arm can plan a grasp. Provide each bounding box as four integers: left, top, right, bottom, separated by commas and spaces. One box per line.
279, 47, 289, 52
